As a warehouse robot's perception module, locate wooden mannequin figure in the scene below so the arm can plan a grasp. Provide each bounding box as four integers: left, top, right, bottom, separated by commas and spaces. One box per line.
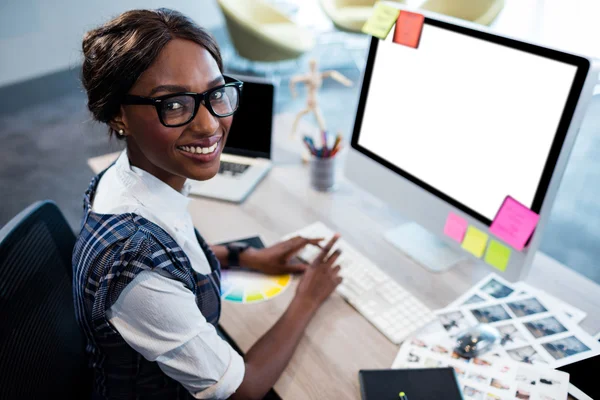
289, 59, 353, 138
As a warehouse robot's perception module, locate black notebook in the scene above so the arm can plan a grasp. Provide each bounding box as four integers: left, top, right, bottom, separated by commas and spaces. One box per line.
216, 236, 265, 268
217, 236, 265, 250
359, 368, 464, 400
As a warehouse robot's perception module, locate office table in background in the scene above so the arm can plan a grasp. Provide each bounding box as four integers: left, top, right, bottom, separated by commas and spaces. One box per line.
87, 113, 600, 400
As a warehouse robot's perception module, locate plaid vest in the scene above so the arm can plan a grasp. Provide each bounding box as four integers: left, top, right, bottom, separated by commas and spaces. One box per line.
72, 170, 222, 400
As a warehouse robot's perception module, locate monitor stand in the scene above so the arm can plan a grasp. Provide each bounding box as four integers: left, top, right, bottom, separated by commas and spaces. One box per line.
384, 222, 467, 273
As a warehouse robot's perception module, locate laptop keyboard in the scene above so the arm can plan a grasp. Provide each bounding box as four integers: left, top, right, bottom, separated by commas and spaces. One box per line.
219, 161, 250, 177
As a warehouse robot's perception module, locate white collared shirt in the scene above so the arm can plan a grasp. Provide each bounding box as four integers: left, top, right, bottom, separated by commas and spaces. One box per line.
92, 150, 245, 400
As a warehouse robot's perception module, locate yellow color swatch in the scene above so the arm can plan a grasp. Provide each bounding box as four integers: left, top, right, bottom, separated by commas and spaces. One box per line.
265, 287, 282, 297
274, 275, 290, 287
361, 3, 401, 40
245, 291, 264, 302
484, 240, 511, 272
461, 226, 489, 258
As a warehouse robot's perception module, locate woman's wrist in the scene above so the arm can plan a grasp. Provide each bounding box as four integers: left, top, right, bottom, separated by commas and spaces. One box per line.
238, 247, 258, 268
290, 293, 319, 319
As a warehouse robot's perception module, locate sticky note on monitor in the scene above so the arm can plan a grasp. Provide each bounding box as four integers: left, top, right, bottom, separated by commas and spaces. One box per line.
444, 212, 468, 243
393, 11, 425, 48
461, 226, 488, 258
490, 196, 540, 251
485, 240, 511, 272
362, 3, 401, 40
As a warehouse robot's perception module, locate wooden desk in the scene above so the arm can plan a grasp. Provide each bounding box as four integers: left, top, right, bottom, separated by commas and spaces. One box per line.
87, 115, 600, 400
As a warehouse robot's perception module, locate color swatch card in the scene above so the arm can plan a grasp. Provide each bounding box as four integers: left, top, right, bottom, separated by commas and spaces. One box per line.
221, 269, 291, 304
218, 236, 291, 304
461, 226, 489, 258
443, 212, 468, 243
362, 2, 400, 40
490, 196, 540, 251
393, 11, 425, 48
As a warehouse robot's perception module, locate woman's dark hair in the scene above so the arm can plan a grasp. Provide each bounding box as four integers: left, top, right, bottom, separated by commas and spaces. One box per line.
81, 8, 223, 139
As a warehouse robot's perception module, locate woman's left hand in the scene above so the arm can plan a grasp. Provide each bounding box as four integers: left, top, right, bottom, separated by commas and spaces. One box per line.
241, 236, 323, 275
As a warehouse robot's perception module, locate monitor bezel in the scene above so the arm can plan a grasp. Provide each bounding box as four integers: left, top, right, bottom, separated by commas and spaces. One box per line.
350, 17, 591, 226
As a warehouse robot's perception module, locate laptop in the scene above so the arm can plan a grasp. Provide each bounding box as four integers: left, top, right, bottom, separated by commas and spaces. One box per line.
188, 75, 274, 203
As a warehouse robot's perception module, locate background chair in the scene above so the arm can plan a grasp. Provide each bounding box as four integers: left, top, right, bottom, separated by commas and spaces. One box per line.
217, 0, 315, 62
419, 0, 505, 26
319, 0, 406, 33
0, 201, 90, 399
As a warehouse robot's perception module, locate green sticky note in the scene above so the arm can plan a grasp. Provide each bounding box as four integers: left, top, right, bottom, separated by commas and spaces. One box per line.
361, 3, 400, 40
485, 240, 511, 271
461, 226, 489, 258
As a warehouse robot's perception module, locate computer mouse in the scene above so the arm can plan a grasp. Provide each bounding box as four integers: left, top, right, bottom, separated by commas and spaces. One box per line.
454, 324, 500, 358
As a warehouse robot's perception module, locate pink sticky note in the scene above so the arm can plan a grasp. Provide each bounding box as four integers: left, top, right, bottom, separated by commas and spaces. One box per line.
444, 212, 468, 243
490, 196, 540, 251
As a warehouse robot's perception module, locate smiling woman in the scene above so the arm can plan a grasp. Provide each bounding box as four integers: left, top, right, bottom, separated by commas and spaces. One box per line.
73, 8, 344, 400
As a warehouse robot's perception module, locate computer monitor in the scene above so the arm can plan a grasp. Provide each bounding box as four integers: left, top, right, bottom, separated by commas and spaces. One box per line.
344, 6, 598, 281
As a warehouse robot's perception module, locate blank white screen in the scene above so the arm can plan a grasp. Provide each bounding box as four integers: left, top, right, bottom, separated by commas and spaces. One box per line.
358, 24, 578, 220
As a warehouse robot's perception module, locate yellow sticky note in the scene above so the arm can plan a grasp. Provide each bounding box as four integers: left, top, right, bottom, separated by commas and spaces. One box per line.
461, 226, 489, 258
361, 3, 401, 40
485, 240, 511, 272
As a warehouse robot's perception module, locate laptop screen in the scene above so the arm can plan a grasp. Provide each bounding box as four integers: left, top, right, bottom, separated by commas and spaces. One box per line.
224, 78, 274, 159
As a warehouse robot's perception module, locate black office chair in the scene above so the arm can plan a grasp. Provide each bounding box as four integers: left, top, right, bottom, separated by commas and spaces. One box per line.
0, 201, 91, 399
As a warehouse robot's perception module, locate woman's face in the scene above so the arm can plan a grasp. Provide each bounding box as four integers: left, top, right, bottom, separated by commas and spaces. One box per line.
118, 38, 231, 187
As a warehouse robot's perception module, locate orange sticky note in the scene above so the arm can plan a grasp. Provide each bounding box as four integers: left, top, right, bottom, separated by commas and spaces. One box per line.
393, 11, 424, 49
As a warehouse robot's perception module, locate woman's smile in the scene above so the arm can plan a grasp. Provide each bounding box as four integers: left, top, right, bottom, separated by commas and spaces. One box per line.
177, 135, 223, 163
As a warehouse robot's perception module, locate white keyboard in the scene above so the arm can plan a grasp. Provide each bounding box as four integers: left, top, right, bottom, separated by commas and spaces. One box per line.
284, 222, 437, 344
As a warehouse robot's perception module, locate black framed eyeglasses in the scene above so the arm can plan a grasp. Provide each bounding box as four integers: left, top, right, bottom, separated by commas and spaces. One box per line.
122, 75, 243, 127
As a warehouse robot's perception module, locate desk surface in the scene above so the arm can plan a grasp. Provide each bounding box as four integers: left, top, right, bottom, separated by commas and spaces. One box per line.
87, 114, 600, 400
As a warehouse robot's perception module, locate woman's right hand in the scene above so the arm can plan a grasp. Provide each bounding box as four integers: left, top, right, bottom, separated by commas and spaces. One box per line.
294, 234, 343, 311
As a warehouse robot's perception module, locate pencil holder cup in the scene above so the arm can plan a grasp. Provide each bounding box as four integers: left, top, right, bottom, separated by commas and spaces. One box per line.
309, 156, 339, 192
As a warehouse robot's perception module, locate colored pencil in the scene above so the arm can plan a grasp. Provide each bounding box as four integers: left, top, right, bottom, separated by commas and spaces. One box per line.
321, 131, 329, 157
303, 136, 317, 155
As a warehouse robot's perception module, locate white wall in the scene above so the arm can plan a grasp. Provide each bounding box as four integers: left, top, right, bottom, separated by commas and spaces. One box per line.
0, 0, 224, 87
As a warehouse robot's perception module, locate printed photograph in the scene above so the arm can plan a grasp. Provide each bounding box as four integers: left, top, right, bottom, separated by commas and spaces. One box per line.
516, 374, 536, 386
471, 305, 512, 323
516, 387, 531, 400
463, 294, 486, 305
539, 395, 557, 400
407, 351, 420, 363
486, 394, 502, 400
539, 376, 562, 387
507, 298, 548, 317
481, 278, 514, 299
542, 336, 590, 360
472, 357, 493, 367
524, 317, 568, 339
453, 366, 466, 378
497, 324, 528, 347
490, 378, 510, 390
439, 310, 470, 336
410, 338, 428, 348
507, 346, 548, 365
432, 344, 450, 354
463, 385, 484, 400
467, 372, 489, 384
451, 351, 469, 363
424, 357, 444, 368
